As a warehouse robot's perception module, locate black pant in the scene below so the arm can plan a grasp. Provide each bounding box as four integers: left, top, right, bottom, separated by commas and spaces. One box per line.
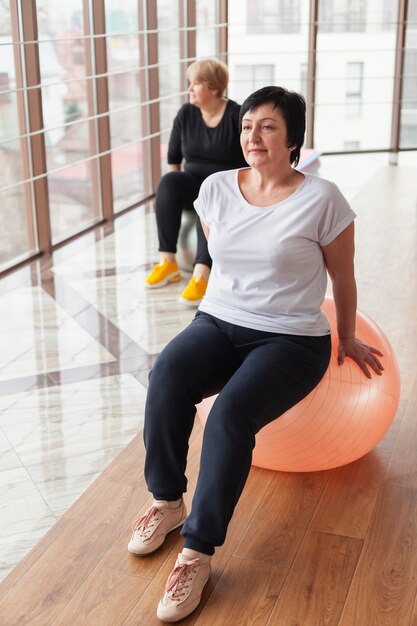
155, 170, 211, 268
143, 312, 331, 555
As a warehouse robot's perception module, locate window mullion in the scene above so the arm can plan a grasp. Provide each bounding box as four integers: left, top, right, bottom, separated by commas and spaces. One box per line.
390, 0, 408, 162
87, 0, 112, 220
306, 0, 318, 148
18, 0, 51, 253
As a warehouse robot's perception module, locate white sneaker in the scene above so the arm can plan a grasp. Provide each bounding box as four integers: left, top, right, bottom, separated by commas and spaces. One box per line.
157, 553, 211, 622
128, 501, 187, 556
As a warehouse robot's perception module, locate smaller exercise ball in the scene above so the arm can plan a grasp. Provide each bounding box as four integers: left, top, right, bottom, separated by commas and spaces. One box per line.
176, 211, 197, 273
196, 298, 400, 472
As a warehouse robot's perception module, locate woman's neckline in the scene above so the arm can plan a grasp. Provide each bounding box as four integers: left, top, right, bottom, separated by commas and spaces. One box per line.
235, 168, 308, 209
199, 99, 230, 129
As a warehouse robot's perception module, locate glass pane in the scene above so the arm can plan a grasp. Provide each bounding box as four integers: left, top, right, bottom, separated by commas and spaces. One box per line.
228, 0, 309, 105
400, 5, 417, 148
196, 0, 218, 58
105, 0, 148, 212
233, 64, 275, 104
0, 5, 38, 270
110, 142, 145, 211
158, 0, 182, 173
247, 0, 302, 35
48, 160, 97, 238
315, 0, 399, 151
319, 0, 367, 33
0, 183, 37, 271
36, 0, 100, 243
44, 119, 90, 169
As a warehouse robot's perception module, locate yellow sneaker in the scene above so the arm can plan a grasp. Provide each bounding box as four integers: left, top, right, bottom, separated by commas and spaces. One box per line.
178, 275, 208, 307
145, 259, 181, 288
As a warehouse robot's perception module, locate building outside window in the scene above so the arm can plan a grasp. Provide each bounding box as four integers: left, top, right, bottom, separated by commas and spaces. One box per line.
314, 0, 398, 149
196, 0, 218, 58
319, 0, 367, 33
344, 140, 361, 150
247, 0, 301, 35
345, 61, 363, 117
381, 0, 398, 31
300, 62, 308, 99
233, 64, 274, 104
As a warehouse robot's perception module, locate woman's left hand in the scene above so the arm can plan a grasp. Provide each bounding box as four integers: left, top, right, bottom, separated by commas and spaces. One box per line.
338, 337, 384, 379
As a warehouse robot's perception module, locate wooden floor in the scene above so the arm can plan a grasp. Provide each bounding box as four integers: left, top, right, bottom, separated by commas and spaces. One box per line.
1, 164, 417, 625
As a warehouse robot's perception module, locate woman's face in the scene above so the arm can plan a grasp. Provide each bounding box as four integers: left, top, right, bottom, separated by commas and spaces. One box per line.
240, 103, 294, 169
188, 77, 219, 107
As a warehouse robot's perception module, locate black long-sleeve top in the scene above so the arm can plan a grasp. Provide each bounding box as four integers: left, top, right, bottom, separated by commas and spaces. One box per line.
167, 100, 248, 179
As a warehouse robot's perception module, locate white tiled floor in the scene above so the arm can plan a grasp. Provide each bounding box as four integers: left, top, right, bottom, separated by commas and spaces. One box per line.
0, 287, 115, 381
0, 374, 147, 580
68, 272, 195, 354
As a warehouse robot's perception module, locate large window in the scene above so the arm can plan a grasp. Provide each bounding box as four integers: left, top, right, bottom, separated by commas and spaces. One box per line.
0, 0, 415, 275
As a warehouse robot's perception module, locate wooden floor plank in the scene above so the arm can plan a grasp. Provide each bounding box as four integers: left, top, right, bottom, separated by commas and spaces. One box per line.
51, 567, 150, 626
0, 482, 136, 625
267, 531, 363, 626
384, 374, 417, 488
0, 517, 71, 600
411, 597, 417, 626
310, 408, 402, 539
234, 470, 330, 566
338, 379, 417, 625
194, 557, 287, 626
338, 484, 417, 626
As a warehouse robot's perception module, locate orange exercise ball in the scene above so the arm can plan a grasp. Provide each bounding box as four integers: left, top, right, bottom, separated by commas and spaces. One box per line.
196, 298, 400, 472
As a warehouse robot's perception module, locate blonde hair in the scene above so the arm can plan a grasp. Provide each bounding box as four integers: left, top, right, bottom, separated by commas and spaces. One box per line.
186, 58, 229, 97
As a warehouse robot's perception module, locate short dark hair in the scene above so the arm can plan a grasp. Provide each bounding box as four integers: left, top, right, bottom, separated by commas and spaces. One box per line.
239, 86, 306, 167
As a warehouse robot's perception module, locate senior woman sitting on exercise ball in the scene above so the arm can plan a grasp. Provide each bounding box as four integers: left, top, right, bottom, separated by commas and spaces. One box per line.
145, 58, 246, 306
130, 85, 384, 622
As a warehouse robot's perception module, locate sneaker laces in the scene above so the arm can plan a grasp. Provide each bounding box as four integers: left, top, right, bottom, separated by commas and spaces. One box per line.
131, 506, 162, 538
165, 558, 200, 600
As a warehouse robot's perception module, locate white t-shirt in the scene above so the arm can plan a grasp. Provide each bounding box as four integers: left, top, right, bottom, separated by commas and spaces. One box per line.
194, 169, 356, 336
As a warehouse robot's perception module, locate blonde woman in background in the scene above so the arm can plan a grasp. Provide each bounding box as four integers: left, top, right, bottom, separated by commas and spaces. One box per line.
145, 58, 247, 306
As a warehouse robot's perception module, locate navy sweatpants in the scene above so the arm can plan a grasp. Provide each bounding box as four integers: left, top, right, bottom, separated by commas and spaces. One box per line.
155, 170, 211, 267
143, 311, 331, 555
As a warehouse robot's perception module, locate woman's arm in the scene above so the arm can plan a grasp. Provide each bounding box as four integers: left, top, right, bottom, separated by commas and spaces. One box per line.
167, 108, 184, 168
201, 220, 210, 240
322, 222, 384, 378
